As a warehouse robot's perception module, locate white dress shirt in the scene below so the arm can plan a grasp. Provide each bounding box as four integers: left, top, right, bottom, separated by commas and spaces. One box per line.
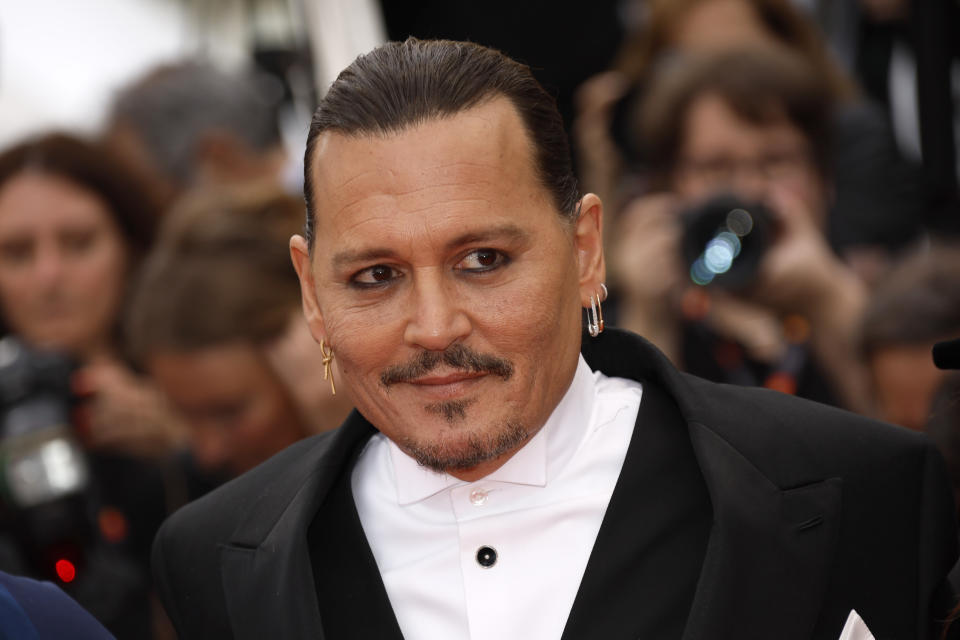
351, 356, 643, 640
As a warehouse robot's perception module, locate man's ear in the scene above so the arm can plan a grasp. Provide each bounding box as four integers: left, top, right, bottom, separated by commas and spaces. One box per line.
574, 193, 606, 307
289, 234, 327, 343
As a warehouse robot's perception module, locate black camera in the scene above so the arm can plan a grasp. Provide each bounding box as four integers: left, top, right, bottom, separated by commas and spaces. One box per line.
0, 337, 91, 576
680, 193, 774, 290
0, 337, 150, 637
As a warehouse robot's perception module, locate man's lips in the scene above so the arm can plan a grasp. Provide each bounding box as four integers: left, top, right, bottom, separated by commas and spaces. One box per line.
402, 371, 488, 401
408, 371, 487, 386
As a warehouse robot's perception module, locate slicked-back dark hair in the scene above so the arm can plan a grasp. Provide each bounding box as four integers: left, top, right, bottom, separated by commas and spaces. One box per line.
303, 38, 578, 247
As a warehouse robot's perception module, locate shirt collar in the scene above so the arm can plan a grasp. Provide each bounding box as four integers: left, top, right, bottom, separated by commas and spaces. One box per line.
389, 355, 597, 505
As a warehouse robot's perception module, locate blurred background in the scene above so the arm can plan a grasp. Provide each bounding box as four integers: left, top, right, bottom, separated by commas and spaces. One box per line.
0, 0, 957, 636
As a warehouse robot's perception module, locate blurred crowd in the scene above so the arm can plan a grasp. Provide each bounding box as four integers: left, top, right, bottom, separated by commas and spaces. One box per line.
0, 0, 957, 636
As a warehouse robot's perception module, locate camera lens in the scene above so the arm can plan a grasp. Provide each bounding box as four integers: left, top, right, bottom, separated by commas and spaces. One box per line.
680, 194, 773, 290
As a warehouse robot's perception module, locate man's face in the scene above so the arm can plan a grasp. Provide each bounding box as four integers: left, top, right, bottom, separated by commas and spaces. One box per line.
291, 97, 603, 481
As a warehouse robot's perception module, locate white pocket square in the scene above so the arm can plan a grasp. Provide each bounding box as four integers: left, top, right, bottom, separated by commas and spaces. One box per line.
838, 609, 875, 640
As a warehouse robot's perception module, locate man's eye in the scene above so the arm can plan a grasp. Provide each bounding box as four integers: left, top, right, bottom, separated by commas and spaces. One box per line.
456, 249, 508, 272
352, 264, 401, 287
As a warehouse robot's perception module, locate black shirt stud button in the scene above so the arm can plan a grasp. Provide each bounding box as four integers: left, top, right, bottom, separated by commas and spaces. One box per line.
476, 546, 497, 568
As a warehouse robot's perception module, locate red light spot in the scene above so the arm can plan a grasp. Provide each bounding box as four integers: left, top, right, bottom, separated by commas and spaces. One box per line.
55, 559, 76, 583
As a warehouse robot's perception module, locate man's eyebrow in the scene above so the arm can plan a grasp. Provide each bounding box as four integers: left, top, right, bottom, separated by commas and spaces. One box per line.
443, 224, 530, 250
331, 224, 530, 269
332, 247, 399, 270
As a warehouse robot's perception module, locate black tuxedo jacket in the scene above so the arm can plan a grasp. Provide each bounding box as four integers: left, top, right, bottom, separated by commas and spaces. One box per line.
153, 329, 958, 639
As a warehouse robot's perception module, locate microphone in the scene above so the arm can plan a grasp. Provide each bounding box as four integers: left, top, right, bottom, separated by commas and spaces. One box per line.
932, 338, 960, 370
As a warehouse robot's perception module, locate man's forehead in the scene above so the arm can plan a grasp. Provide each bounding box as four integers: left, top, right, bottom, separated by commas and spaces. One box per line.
309, 98, 550, 233
313, 100, 533, 185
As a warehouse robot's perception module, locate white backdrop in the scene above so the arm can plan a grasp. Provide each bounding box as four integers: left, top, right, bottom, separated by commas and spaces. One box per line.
0, 0, 259, 147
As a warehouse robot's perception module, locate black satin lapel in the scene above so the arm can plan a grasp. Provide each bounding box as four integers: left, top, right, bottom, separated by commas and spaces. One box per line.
220, 540, 322, 640
218, 414, 377, 640
308, 460, 404, 640
561, 381, 712, 640
682, 424, 842, 640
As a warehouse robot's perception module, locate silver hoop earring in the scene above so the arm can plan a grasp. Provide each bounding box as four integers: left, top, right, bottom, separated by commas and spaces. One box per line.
587, 284, 606, 337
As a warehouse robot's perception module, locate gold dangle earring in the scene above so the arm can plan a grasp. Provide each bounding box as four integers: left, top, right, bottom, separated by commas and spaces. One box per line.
320, 339, 337, 395
587, 283, 607, 338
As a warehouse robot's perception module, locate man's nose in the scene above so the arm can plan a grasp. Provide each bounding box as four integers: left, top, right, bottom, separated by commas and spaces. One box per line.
402, 273, 471, 352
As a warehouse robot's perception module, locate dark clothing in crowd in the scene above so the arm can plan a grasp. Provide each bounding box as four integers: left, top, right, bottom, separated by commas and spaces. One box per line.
828, 101, 939, 251
682, 322, 840, 408
603, 296, 840, 408
0, 570, 114, 639
381, 0, 623, 147
854, 0, 960, 233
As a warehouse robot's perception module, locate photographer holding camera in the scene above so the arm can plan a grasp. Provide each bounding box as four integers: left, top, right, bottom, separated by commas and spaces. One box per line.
609, 48, 872, 414
0, 133, 183, 637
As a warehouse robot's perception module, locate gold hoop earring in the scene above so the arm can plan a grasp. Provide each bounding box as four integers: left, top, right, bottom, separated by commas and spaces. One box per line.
587, 284, 606, 337
320, 339, 336, 395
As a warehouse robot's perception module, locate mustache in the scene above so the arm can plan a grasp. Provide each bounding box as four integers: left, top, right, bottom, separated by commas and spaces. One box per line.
379, 344, 514, 387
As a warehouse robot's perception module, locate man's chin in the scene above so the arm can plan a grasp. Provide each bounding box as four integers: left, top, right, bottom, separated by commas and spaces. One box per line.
399, 420, 530, 475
